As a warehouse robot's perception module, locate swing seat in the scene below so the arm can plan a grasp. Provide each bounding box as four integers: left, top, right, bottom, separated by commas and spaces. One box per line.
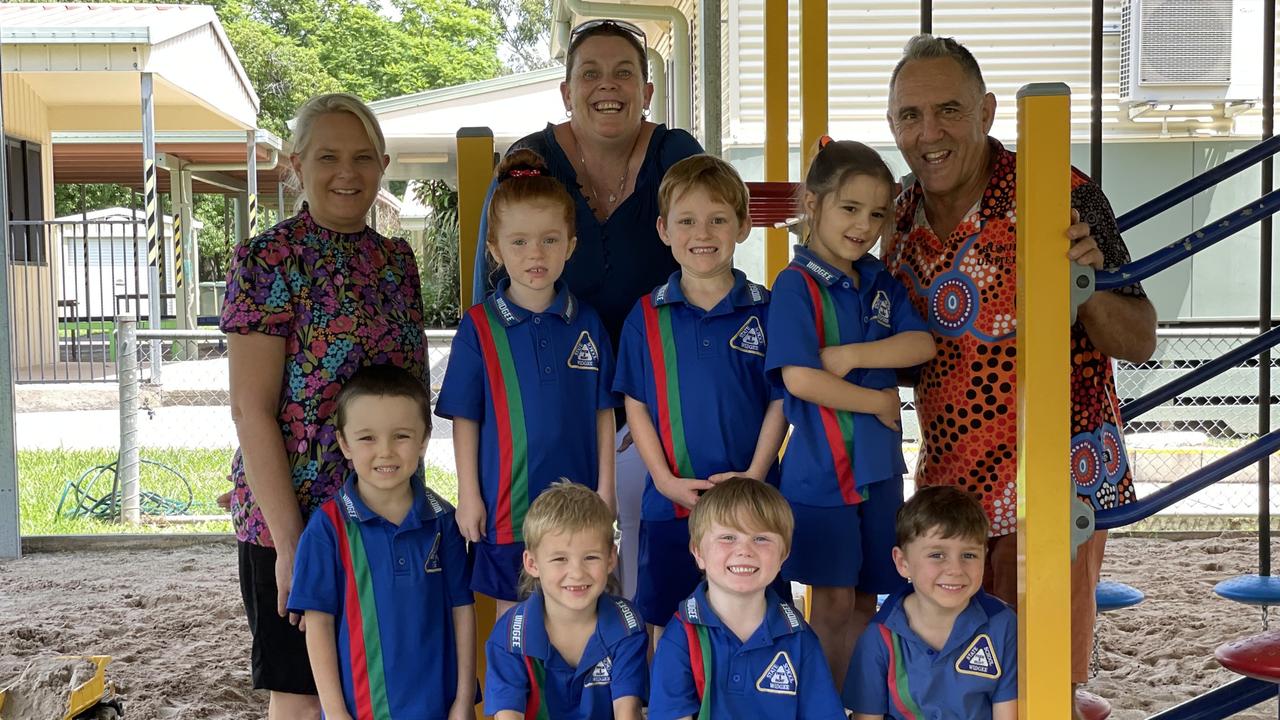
1095, 581, 1144, 613
1075, 689, 1111, 720
1216, 630, 1280, 682
1214, 574, 1280, 606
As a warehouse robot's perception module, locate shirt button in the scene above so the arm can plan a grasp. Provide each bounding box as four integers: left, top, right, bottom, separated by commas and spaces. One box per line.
544, 366, 553, 375
702, 339, 710, 347
397, 558, 405, 566
539, 339, 548, 348
842, 281, 851, 289
732, 674, 741, 682
533, 317, 542, 324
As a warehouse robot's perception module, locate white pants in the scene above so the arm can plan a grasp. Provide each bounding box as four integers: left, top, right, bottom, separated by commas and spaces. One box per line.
614, 427, 645, 600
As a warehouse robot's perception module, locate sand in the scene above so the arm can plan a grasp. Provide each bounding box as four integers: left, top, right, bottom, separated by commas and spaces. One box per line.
0, 534, 1275, 719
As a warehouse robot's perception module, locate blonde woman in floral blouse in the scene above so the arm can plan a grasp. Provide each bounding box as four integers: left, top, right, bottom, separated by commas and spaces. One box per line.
220, 93, 428, 719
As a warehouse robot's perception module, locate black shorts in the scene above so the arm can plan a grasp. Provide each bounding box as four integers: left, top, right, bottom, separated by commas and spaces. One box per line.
238, 541, 317, 695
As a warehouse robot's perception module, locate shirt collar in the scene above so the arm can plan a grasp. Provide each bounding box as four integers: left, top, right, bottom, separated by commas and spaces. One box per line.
509, 593, 644, 668
336, 471, 445, 528
877, 586, 1000, 657
488, 278, 578, 327
789, 245, 889, 292
651, 269, 769, 313
678, 582, 805, 647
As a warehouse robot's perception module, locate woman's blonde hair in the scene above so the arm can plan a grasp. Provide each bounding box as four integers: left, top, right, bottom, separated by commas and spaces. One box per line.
517, 481, 619, 598
688, 477, 794, 556
287, 93, 387, 208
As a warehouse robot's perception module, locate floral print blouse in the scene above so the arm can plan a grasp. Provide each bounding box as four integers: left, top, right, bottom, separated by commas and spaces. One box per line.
220, 205, 427, 546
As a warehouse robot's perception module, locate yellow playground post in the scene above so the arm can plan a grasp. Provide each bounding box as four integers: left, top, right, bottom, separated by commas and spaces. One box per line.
1014, 82, 1075, 719
457, 128, 495, 312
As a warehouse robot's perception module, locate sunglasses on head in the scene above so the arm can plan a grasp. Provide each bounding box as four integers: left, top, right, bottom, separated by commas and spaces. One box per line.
570, 18, 647, 49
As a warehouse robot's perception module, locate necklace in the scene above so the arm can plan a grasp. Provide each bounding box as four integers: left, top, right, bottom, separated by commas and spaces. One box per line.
577, 129, 643, 211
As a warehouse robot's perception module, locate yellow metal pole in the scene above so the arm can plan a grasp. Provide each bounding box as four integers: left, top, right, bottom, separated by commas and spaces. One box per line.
1015, 82, 1074, 720
763, 0, 790, 282
799, 0, 827, 173
456, 128, 495, 311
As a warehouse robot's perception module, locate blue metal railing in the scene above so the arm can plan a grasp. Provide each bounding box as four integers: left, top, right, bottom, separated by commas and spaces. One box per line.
1096, 189, 1280, 291
1116, 133, 1280, 233
1144, 677, 1277, 720
1121, 325, 1280, 420
1096, 429, 1280, 529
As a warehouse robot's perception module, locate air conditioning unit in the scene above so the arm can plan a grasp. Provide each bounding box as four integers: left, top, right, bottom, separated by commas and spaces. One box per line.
1120, 0, 1263, 106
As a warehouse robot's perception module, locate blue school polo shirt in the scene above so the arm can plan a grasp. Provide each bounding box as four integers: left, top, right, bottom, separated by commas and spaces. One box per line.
288, 473, 474, 720
435, 279, 620, 544
485, 592, 649, 719
649, 583, 846, 720
613, 269, 782, 521
843, 587, 1018, 719
764, 245, 928, 507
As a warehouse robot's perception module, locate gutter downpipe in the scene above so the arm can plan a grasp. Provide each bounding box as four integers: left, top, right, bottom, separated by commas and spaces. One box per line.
562, 0, 693, 133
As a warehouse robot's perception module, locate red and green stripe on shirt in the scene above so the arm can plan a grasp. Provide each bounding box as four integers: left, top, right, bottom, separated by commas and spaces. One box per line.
878, 624, 925, 719
788, 267, 863, 505
469, 303, 532, 543
641, 295, 696, 518
320, 501, 393, 720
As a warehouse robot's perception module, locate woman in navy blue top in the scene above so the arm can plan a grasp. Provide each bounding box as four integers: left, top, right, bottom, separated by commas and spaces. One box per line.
471, 18, 703, 600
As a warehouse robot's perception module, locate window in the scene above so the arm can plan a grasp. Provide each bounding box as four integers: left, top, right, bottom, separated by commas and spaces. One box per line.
6, 137, 46, 264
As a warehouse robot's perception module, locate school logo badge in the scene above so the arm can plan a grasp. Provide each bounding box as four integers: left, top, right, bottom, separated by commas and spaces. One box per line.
871, 290, 892, 328
756, 651, 798, 695
584, 657, 613, 687
567, 331, 600, 370
424, 532, 443, 573
955, 634, 1002, 679
730, 316, 767, 357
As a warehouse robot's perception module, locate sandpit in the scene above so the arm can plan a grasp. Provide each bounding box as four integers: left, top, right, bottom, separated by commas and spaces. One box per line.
0, 534, 1275, 719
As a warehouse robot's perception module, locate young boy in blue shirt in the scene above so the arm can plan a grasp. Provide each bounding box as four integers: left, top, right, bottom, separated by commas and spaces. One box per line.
844, 486, 1017, 720
613, 154, 789, 636
288, 365, 476, 720
485, 482, 648, 720
649, 477, 846, 720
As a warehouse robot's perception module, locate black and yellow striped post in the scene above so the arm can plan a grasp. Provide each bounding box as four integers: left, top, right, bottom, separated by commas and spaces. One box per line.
172, 211, 183, 292
144, 158, 159, 270
247, 129, 259, 237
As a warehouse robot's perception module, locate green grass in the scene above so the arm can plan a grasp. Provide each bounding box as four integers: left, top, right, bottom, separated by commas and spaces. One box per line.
17, 447, 460, 536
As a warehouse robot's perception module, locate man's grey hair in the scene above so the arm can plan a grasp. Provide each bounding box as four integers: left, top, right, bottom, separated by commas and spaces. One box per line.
889, 34, 987, 96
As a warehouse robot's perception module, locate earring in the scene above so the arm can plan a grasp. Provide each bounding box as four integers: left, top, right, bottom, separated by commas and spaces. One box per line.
565, 108, 573, 118
642, 107, 651, 118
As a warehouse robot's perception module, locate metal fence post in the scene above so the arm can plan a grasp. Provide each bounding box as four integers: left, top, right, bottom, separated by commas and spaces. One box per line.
117, 318, 141, 524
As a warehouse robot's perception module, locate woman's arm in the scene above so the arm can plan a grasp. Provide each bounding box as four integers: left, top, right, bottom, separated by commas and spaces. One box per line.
452, 418, 486, 543
447, 604, 477, 720
623, 397, 711, 509
303, 611, 353, 720
612, 696, 644, 720
595, 408, 618, 513
820, 331, 936, 377
228, 331, 302, 619
780, 366, 901, 431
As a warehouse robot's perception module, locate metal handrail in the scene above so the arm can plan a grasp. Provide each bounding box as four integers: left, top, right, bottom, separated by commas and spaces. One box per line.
1096, 189, 1280, 290
1116, 133, 1280, 232
1095, 429, 1280, 530
1121, 325, 1280, 420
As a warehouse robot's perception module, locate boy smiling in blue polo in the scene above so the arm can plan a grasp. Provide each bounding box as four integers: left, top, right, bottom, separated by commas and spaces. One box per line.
844, 486, 1017, 720
613, 154, 788, 637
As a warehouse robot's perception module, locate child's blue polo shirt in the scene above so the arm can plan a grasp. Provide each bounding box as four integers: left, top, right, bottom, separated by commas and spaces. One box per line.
485, 591, 649, 719
613, 269, 781, 521
435, 279, 620, 544
764, 245, 928, 507
843, 587, 1018, 719
649, 583, 847, 720
287, 473, 474, 720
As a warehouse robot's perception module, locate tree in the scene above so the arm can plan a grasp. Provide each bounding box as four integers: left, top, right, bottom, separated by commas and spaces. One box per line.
474, 0, 555, 74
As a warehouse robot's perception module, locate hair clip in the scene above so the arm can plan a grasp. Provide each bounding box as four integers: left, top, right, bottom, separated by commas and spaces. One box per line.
504, 168, 541, 180
818, 135, 835, 150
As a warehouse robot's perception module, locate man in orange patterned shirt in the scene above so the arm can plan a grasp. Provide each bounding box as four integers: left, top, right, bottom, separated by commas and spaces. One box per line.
882, 34, 1157, 707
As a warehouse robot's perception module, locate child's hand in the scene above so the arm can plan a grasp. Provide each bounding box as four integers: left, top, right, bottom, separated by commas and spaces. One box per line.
654, 473, 714, 510
820, 345, 858, 377
875, 387, 902, 431
708, 470, 753, 484
456, 491, 486, 544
